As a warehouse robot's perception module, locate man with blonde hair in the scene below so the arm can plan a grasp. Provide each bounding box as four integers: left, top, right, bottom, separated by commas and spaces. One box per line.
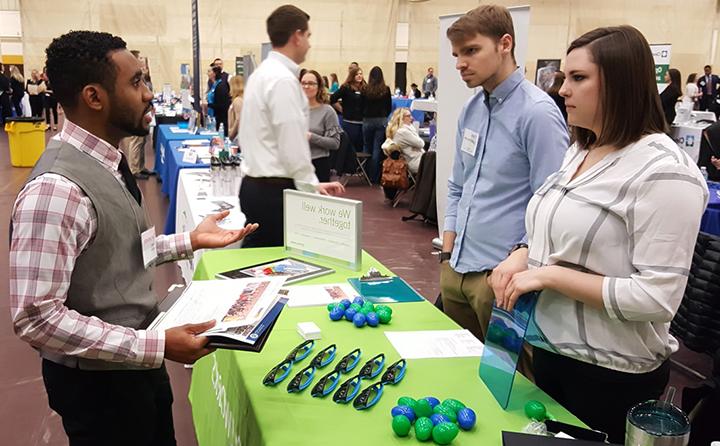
439, 5, 568, 376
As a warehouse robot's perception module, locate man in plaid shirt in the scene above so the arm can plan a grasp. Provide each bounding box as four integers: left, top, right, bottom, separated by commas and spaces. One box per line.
9, 31, 258, 445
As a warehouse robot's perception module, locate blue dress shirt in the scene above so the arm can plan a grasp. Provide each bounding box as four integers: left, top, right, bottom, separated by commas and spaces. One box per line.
445, 68, 569, 273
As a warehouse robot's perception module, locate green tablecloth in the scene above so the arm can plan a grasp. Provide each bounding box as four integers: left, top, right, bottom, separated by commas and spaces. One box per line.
188, 248, 584, 446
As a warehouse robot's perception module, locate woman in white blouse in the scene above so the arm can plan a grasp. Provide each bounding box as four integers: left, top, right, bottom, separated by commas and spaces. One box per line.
382, 107, 425, 174
682, 72, 700, 109
489, 26, 707, 443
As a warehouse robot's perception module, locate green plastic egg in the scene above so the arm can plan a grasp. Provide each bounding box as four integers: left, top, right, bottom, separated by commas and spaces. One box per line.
327, 303, 335, 311
433, 404, 457, 423
432, 422, 459, 445
442, 398, 466, 414
397, 396, 418, 413
349, 303, 362, 312
376, 304, 393, 315
359, 306, 372, 315
414, 417, 434, 441
392, 415, 412, 437
362, 301, 375, 311
376, 308, 392, 324
524, 400, 547, 421
415, 398, 433, 418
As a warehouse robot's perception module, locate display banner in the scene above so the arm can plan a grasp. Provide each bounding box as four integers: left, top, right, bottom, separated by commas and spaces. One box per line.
191, 0, 201, 112
284, 190, 362, 270
651, 43, 672, 92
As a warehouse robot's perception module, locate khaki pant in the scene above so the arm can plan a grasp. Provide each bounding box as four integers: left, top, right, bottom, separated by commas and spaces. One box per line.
119, 135, 147, 175
440, 262, 534, 381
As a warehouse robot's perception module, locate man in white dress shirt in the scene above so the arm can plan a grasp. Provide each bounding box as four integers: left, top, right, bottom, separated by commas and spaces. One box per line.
239, 4, 344, 247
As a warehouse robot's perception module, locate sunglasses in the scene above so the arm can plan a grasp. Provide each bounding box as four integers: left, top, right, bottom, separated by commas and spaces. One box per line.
311, 348, 362, 398
353, 358, 407, 410
332, 353, 386, 404
262, 340, 316, 386
286, 344, 338, 393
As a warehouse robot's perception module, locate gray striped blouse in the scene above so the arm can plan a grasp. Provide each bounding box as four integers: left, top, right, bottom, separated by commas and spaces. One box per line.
526, 133, 708, 373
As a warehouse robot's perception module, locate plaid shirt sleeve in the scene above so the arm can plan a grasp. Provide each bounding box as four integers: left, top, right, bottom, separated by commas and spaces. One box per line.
155, 232, 193, 264
10, 174, 165, 369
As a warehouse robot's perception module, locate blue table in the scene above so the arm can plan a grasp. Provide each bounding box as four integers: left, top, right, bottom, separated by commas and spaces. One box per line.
391, 97, 425, 122
161, 140, 209, 234
154, 124, 215, 185
701, 181, 720, 235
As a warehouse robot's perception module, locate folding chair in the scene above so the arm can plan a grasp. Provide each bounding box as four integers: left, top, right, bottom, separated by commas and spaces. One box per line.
340, 151, 373, 187
391, 170, 416, 208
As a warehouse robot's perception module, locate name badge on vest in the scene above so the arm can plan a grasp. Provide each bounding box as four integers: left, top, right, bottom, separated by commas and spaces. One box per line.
141, 226, 158, 268
461, 128, 479, 156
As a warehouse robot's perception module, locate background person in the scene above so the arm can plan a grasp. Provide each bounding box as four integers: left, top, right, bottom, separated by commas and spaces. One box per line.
683, 72, 700, 109
660, 67, 682, 125
209, 65, 230, 136
0, 63, 10, 123
26, 68, 46, 118
492, 26, 707, 444
383, 107, 424, 175
228, 75, 244, 144
42, 68, 59, 131
10, 30, 258, 446
302, 69, 341, 182
9, 65, 25, 117
361, 65, 392, 184
239, 5, 344, 248
546, 71, 567, 122
410, 82, 422, 99
330, 67, 365, 153
697, 64, 719, 112
329, 72, 339, 93
422, 66, 438, 98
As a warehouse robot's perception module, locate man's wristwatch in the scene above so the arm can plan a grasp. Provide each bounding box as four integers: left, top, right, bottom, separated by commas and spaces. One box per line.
439, 252, 452, 263
508, 243, 528, 256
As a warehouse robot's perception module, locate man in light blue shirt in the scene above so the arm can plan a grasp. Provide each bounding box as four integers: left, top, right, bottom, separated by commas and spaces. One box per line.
440, 5, 568, 347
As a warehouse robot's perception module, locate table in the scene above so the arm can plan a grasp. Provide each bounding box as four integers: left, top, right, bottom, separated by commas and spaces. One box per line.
154, 124, 215, 185
161, 140, 210, 234
701, 181, 720, 235
671, 122, 711, 163
175, 168, 245, 283
188, 248, 584, 446
391, 97, 425, 123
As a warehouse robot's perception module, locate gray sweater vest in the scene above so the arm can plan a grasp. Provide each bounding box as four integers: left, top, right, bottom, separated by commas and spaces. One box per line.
23, 139, 158, 370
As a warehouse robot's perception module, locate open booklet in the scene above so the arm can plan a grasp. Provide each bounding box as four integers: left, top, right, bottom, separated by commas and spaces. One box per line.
149, 277, 287, 350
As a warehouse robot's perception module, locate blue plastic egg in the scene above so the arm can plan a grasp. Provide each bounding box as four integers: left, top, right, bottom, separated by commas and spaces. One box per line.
352, 312, 366, 327
352, 296, 365, 307
366, 312, 379, 327
430, 413, 451, 426
345, 308, 358, 321
457, 407, 476, 430
329, 306, 345, 321
340, 299, 352, 309
424, 396, 440, 409
391, 405, 417, 423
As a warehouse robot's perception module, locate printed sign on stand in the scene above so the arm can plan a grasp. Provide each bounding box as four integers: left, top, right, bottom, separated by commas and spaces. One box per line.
283, 190, 362, 270
651, 43, 672, 92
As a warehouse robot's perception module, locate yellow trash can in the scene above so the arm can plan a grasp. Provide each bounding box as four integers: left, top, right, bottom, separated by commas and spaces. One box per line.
4, 117, 47, 167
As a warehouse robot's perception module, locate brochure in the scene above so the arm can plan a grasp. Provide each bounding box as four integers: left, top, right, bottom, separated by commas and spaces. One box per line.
206, 297, 288, 351
216, 257, 333, 285
149, 277, 286, 333
281, 283, 358, 308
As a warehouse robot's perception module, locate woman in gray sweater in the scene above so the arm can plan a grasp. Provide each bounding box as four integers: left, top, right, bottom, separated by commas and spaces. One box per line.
301, 70, 341, 181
